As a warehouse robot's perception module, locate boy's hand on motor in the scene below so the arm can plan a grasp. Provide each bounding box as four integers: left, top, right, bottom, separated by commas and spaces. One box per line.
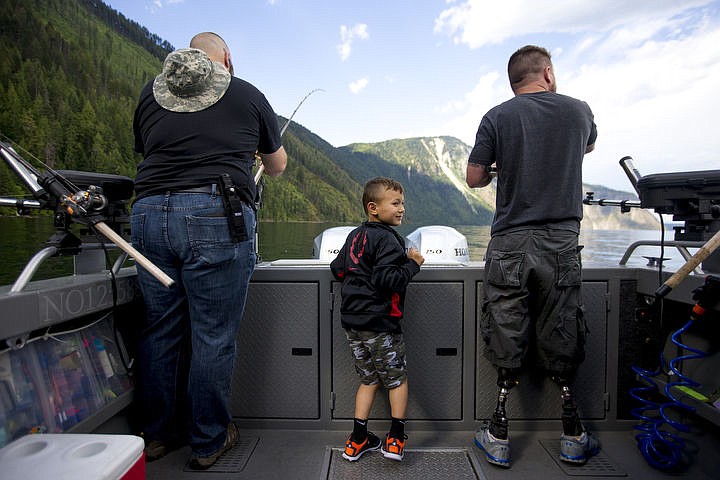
408, 247, 425, 266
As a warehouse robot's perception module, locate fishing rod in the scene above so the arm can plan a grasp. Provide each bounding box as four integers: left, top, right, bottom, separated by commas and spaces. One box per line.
250, 88, 322, 263
655, 229, 720, 298
254, 88, 324, 184
0, 140, 174, 288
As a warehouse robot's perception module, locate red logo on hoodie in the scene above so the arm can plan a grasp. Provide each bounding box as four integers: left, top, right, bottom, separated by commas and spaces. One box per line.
349, 230, 367, 265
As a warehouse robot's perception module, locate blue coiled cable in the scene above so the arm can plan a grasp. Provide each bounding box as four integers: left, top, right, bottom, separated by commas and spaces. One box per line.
630, 358, 684, 470
630, 315, 709, 470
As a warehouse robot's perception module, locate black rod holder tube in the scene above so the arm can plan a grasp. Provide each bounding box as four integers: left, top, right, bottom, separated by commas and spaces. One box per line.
619, 156, 642, 196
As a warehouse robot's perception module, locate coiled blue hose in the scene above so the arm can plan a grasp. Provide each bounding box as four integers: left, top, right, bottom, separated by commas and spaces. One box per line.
630, 318, 708, 470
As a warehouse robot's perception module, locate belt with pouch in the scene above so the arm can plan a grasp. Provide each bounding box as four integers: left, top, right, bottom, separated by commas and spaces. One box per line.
171, 180, 248, 242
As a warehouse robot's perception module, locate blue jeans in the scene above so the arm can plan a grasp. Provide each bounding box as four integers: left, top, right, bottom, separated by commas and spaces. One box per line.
131, 191, 255, 456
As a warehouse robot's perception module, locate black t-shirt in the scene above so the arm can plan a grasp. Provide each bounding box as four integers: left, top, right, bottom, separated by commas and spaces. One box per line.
133, 76, 282, 204
468, 91, 597, 235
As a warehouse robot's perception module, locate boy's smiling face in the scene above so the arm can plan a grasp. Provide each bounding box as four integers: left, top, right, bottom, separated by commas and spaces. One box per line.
368, 188, 405, 226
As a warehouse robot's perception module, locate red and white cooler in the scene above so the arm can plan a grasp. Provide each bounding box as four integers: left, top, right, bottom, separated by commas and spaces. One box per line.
0, 434, 145, 480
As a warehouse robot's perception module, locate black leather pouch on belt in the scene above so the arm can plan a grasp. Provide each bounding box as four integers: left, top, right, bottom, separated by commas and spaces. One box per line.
217, 173, 248, 242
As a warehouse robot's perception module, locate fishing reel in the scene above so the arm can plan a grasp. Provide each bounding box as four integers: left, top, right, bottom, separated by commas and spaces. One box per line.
61, 185, 108, 216
1, 140, 133, 242
690, 275, 720, 318
37, 169, 132, 234
2, 140, 174, 288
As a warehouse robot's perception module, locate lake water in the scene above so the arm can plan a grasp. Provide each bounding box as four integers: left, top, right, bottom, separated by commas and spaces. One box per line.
0, 216, 684, 286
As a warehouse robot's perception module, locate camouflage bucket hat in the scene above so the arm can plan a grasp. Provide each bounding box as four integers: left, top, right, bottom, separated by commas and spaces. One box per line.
153, 48, 231, 113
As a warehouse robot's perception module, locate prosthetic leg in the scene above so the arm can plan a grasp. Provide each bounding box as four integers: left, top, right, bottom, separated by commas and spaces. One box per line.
489, 367, 519, 439
552, 374, 600, 464
474, 367, 519, 467
552, 375, 584, 436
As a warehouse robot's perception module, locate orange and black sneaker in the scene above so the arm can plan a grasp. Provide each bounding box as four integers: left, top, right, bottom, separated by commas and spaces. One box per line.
381, 433, 407, 461
342, 431, 381, 461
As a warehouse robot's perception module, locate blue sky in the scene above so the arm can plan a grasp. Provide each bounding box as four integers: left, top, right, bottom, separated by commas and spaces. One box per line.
106, 0, 720, 191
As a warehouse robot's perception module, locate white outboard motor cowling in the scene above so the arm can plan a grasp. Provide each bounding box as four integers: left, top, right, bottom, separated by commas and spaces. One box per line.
312, 226, 356, 261
406, 226, 470, 264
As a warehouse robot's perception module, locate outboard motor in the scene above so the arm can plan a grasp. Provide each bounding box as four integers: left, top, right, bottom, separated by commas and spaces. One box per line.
406, 226, 470, 265
312, 226, 356, 261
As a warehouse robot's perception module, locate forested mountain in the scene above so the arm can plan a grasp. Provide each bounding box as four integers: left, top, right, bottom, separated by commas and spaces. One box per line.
0, 0, 165, 193
0, 0, 656, 229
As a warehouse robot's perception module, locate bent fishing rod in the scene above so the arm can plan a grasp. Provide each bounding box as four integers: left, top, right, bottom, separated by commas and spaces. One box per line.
0, 140, 174, 288
254, 88, 324, 184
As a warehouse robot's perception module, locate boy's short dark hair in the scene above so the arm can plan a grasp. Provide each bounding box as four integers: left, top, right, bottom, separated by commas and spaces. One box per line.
362, 177, 404, 215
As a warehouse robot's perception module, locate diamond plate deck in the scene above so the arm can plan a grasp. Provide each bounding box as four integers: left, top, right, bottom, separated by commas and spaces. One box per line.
538, 438, 627, 476
324, 447, 482, 479
182, 436, 258, 473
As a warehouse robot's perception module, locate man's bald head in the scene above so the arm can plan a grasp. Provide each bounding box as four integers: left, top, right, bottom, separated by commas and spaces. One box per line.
190, 32, 233, 75
190, 32, 229, 62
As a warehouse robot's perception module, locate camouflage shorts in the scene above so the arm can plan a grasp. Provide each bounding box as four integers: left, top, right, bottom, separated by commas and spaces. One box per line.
345, 329, 407, 389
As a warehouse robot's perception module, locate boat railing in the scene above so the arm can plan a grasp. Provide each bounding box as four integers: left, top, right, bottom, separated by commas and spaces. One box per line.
619, 240, 705, 274
9, 244, 131, 294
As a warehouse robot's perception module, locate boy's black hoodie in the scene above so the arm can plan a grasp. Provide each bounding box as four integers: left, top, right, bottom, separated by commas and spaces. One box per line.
330, 221, 421, 333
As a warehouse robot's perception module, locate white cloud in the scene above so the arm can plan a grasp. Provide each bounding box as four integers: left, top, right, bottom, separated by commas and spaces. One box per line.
570, 24, 720, 189
434, 0, 714, 49
434, 0, 720, 189
148, 0, 183, 13
349, 77, 369, 94
337, 23, 369, 61
431, 71, 508, 144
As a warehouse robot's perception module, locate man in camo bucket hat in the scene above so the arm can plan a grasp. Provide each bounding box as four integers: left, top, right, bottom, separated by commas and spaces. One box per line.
132, 32, 286, 471
152, 47, 231, 113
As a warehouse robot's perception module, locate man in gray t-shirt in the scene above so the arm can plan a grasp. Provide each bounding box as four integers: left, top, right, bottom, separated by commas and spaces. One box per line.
466, 45, 599, 468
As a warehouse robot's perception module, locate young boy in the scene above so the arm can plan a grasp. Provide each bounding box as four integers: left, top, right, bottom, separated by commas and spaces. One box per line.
330, 177, 425, 462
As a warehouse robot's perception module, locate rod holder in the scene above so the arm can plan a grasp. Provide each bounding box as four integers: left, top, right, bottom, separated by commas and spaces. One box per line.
619, 156, 642, 196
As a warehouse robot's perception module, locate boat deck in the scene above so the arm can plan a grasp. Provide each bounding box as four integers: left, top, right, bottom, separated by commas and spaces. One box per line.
2, 262, 720, 479
94, 421, 718, 479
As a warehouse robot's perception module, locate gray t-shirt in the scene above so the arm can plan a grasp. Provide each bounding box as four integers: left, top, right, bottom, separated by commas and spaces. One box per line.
468, 91, 597, 235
